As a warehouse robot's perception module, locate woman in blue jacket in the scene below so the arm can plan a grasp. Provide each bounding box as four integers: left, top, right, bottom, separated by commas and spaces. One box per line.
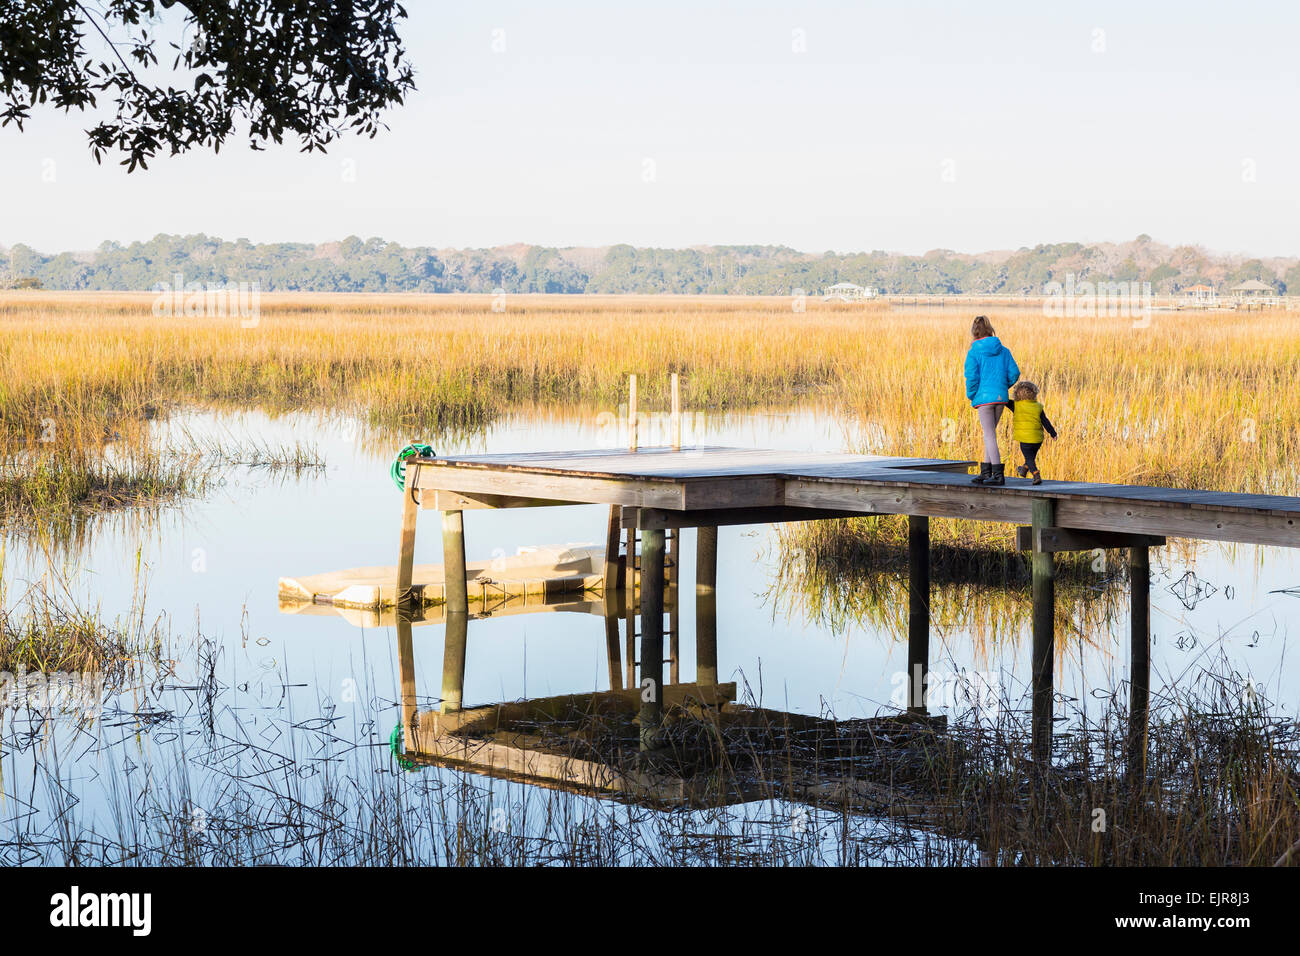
963, 315, 1019, 485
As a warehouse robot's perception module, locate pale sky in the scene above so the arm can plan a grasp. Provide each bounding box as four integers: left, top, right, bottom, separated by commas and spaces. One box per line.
1, 0, 1297, 257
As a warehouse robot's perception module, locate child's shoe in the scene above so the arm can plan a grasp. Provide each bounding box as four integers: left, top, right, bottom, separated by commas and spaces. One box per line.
970, 463, 991, 484
987, 464, 1006, 486
1015, 464, 1028, 478
1030, 469, 1042, 485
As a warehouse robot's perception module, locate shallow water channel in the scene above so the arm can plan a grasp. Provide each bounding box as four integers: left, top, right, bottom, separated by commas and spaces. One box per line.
2, 404, 1297, 864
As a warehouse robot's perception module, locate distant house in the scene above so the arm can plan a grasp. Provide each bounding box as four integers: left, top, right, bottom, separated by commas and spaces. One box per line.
1181, 283, 1216, 305
822, 282, 877, 301
1229, 279, 1276, 299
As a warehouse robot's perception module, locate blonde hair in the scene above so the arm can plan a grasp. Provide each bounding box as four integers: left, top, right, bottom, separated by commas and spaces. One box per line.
1013, 381, 1039, 401
971, 315, 995, 339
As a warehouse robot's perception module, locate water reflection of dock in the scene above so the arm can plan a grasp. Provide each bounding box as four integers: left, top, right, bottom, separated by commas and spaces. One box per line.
391, 588, 952, 824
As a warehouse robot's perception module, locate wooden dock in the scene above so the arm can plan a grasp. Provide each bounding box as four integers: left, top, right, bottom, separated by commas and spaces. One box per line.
395, 445, 1300, 762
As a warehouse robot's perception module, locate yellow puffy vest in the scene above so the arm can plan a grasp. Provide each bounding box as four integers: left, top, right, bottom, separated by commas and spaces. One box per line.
1011, 400, 1045, 443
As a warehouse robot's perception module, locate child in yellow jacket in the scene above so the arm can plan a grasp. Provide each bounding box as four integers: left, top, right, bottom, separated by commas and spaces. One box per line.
1004, 381, 1057, 484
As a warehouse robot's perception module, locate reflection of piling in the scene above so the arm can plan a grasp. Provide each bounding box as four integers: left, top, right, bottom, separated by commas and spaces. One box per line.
639, 528, 666, 750
441, 611, 468, 713
398, 611, 418, 750
604, 590, 625, 691
907, 515, 930, 713
1128, 545, 1151, 776
1031, 499, 1056, 762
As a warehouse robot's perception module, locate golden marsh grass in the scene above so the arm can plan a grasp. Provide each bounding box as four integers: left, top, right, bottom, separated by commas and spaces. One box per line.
3, 291, 1298, 528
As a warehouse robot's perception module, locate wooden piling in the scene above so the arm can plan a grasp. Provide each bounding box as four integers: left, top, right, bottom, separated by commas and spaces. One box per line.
603, 504, 625, 591
668, 575, 680, 685
696, 591, 718, 686
1031, 497, 1056, 762
396, 486, 419, 604
628, 374, 638, 452
639, 527, 666, 750
441, 510, 469, 615
670, 372, 681, 450
907, 515, 930, 714
1128, 545, 1151, 777
441, 611, 468, 713
696, 525, 718, 593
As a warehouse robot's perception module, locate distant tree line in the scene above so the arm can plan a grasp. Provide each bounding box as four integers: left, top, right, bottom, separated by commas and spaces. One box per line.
3, 234, 1296, 296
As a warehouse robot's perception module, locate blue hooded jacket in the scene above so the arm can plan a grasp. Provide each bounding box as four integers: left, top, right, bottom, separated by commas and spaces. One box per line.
964, 336, 1020, 407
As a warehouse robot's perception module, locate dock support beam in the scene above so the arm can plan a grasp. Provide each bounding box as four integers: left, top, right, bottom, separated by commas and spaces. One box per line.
696, 526, 718, 593
603, 505, 625, 591
441, 510, 468, 615
639, 528, 666, 751
441, 611, 468, 713
1031, 498, 1056, 762
907, 515, 930, 713
696, 591, 718, 686
396, 485, 420, 604
1128, 545, 1151, 777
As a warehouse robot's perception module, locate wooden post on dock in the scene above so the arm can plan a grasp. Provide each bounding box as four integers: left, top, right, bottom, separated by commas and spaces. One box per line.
396, 485, 419, 605
696, 590, 718, 686
603, 505, 625, 591
696, 526, 718, 593
670, 372, 681, 450
1128, 545, 1151, 777
628, 374, 639, 452
441, 610, 468, 713
442, 510, 469, 615
1031, 498, 1056, 762
639, 527, 666, 750
907, 515, 930, 714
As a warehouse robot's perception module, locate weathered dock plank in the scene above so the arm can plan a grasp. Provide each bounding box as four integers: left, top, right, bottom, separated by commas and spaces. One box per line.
407, 446, 1300, 548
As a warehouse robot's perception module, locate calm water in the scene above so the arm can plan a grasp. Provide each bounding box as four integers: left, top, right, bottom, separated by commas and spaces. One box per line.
2, 404, 1298, 863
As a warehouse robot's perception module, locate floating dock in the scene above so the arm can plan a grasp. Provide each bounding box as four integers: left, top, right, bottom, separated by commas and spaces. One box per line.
278, 544, 604, 610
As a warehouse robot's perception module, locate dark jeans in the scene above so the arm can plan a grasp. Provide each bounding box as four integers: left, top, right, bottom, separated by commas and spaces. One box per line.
1019, 441, 1042, 472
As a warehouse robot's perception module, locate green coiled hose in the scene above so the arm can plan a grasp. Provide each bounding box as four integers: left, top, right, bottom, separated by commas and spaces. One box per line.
390, 442, 435, 491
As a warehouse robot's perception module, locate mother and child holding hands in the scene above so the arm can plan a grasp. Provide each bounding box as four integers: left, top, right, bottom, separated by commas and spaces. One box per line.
964, 315, 1058, 485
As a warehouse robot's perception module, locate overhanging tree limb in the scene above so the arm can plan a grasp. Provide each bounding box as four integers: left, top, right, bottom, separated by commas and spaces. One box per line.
0, 0, 416, 170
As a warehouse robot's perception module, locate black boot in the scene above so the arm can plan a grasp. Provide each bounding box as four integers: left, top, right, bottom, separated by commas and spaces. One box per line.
970, 462, 991, 484
987, 463, 1005, 486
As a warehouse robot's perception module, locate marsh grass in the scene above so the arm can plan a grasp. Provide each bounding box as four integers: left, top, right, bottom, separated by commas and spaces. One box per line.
6, 628, 1296, 866
0, 565, 163, 689
771, 516, 1164, 646
0, 443, 204, 538
170, 425, 326, 472
4, 291, 1300, 537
